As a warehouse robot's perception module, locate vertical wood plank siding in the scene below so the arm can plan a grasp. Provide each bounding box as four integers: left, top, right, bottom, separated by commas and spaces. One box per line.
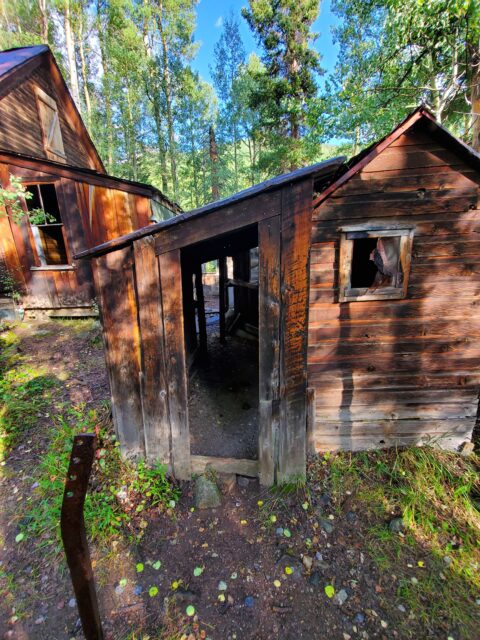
133, 236, 171, 464
258, 216, 281, 485
92, 247, 145, 457
309, 126, 480, 451
277, 179, 313, 482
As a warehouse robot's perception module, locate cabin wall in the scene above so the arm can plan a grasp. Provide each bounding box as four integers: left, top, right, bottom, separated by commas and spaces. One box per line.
0, 63, 93, 169
0, 161, 153, 309
309, 126, 480, 452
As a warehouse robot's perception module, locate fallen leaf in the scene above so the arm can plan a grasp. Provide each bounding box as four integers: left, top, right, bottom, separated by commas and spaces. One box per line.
149, 586, 158, 597
302, 502, 309, 510
136, 563, 144, 573
283, 529, 292, 538
119, 578, 127, 588
172, 580, 180, 590
417, 561, 424, 568
15, 533, 24, 543
230, 572, 238, 580
284, 566, 293, 575
257, 500, 264, 507
218, 594, 225, 602
240, 519, 247, 525
325, 585, 335, 598
270, 515, 277, 523
186, 605, 195, 617
152, 560, 161, 570
218, 581, 227, 591
273, 580, 281, 588
193, 566, 204, 577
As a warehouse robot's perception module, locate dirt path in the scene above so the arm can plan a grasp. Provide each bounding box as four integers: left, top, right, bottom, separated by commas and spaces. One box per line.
0, 320, 475, 640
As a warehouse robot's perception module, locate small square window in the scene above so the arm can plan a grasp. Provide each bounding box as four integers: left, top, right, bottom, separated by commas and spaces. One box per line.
339, 228, 414, 302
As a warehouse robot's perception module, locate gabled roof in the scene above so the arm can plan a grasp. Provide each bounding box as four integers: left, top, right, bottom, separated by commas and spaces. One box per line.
313, 105, 480, 208
75, 156, 346, 260
0, 45, 105, 173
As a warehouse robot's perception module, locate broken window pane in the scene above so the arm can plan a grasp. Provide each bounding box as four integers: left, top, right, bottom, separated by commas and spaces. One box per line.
351, 236, 402, 290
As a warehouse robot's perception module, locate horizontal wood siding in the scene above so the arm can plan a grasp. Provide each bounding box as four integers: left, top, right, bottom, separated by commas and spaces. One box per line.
0, 65, 93, 168
309, 126, 480, 452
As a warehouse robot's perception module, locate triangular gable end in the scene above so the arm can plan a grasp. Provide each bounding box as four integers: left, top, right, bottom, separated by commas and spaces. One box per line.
313, 107, 480, 209
0, 46, 105, 173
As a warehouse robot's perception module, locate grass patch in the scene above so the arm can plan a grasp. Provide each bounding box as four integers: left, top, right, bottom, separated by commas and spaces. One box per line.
311, 447, 480, 636
20, 403, 180, 555
0, 329, 57, 458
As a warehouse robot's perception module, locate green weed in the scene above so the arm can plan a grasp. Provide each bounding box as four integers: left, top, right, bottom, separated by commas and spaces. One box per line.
315, 447, 480, 637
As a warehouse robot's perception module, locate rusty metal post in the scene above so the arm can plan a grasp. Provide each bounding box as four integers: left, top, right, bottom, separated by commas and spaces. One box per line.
60, 433, 104, 640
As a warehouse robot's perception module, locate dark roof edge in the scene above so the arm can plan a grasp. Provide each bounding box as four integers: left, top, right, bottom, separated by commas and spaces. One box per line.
0, 147, 181, 212
75, 156, 346, 260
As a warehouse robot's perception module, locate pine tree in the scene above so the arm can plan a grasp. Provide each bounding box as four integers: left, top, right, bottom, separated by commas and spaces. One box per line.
242, 0, 322, 171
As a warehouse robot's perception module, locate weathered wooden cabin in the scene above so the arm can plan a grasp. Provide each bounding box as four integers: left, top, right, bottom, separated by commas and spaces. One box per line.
0, 45, 178, 313
77, 107, 480, 484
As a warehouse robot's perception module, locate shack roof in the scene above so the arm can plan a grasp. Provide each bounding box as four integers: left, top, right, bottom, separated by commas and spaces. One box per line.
74, 156, 347, 260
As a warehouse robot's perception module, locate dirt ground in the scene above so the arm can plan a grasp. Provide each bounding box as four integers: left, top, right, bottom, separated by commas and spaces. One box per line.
0, 319, 476, 640
189, 314, 259, 460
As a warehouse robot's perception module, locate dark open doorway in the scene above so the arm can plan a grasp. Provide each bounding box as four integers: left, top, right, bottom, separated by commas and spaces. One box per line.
181, 225, 259, 462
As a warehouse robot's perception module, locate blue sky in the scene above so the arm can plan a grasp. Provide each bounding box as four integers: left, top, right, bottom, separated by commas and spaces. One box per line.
192, 0, 340, 85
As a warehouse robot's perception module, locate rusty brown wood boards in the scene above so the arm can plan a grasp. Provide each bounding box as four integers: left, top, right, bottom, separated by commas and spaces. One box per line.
0, 46, 175, 311
309, 119, 480, 452
79, 107, 480, 482
81, 163, 337, 484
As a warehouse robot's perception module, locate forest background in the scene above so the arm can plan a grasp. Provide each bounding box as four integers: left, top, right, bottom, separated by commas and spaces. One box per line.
1, 0, 479, 210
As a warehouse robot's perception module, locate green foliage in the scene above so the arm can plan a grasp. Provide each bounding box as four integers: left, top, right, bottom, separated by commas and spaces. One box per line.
327, 0, 480, 150
0, 350, 57, 458
316, 447, 480, 634
242, 0, 323, 172
21, 404, 180, 553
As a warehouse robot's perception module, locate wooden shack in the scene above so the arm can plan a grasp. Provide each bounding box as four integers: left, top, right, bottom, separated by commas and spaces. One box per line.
0, 46, 178, 313
77, 107, 480, 484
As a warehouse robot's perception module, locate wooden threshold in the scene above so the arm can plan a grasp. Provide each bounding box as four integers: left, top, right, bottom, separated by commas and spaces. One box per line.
190, 455, 258, 477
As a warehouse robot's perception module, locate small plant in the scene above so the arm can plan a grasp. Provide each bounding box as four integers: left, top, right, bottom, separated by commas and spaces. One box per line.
0, 174, 51, 224
129, 459, 180, 508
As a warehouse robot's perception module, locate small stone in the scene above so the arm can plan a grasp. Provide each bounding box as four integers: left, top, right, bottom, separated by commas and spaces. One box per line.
134, 585, 143, 596
334, 589, 348, 605
343, 634, 351, 640
346, 511, 357, 524
459, 441, 475, 457
68, 598, 76, 608
237, 476, 250, 488
388, 517, 405, 533
56, 601, 65, 610
275, 527, 284, 536
115, 585, 125, 595
318, 494, 331, 507
34, 617, 45, 625
380, 620, 388, 629
319, 518, 334, 534
31, 482, 39, 490
302, 556, 313, 572
194, 476, 221, 509
443, 556, 452, 566
244, 596, 254, 608
315, 551, 323, 563
309, 570, 321, 586
398, 604, 406, 613
353, 612, 365, 625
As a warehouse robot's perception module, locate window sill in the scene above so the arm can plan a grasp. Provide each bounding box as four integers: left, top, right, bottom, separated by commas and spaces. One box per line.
340, 287, 406, 303
30, 265, 74, 271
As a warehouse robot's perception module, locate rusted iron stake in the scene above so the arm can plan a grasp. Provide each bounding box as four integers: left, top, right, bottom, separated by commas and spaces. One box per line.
60, 433, 104, 640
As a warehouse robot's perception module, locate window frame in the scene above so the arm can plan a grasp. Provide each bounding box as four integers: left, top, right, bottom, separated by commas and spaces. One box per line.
338, 225, 414, 303
34, 86, 67, 164
22, 181, 72, 269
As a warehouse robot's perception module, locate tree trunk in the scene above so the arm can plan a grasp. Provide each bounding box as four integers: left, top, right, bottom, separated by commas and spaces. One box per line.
209, 125, 219, 201
157, 3, 178, 201
470, 46, 480, 152
64, 0, 81, 108
97, 1, 113, 171
38, 0, 48, 42
77, 15, 91, 124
